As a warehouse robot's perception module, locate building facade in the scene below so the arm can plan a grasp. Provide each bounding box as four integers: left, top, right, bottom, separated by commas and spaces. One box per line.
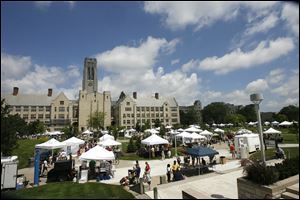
113, 92, 180, 129
1, 57, 111, 132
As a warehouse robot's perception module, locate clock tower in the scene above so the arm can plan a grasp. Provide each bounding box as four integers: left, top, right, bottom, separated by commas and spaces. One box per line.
82, 57, 97, 93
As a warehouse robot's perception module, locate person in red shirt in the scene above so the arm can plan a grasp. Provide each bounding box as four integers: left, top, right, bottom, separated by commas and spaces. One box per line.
145, 162, 150, 174
230, 143, 236, 159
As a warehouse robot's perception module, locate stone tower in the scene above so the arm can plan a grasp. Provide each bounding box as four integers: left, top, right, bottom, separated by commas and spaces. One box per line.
82, 57, 97, 93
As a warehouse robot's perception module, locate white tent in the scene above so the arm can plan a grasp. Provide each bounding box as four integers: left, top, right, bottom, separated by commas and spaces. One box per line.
176, 131, 192, 138
35, 138, 66, 150
145, 129, 159, 134
185, 126, 202, 133
101, 130, 109, 134
166, 125, 172, 129
82, 129, 93, 135
263, 128, 281, 134
227, 123, 234, 126
279, 121, 293, 126
177, 128, 184, 132
264, 121, 270, 126
272, 121, 279, 125
189, 125, 200, 129
128, 128, 136, 132
236, 128, 252, 135
214, 128, 224, 133
141, 134, 169, 146
98, 138, 121, 147
79, 145, 115, 161
218, 123, 226, 127
200, 130, 213, 136
62, 137, 85, 155
99, 134, 114, 142
190, 132, 206, 140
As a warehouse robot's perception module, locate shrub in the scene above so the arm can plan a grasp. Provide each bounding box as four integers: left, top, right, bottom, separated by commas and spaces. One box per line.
275, 157, 299, 180
127, 138, 136, 153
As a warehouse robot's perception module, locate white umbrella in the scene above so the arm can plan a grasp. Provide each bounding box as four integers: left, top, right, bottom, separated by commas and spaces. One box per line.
35, 138, 66, 150
141, 134, 169, 146
263, 128, 281, 134
200, 130, 213, 136
79, 145, 115, 161
98, 138, 121, 147
99, 134, 114, 142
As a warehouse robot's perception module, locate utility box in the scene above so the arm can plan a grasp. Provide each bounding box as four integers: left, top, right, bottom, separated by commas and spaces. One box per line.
1, 156, 18, 190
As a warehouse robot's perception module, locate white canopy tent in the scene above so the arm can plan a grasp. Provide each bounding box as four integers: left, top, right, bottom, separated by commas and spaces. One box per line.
82, 129, 93, 135
271, 121, 279, 125
166, 125, 172, 129
99, 134, 114, 142
79, 145, 115, 161
190, 132, 206, 140
141, 134, 169, 146
35, 138, 66, 150
200, 130, 213, 136
279, 121, 293, 126
145, 129, 159, 135
214, 128, 225, 133
264, 121, 270, 126
263, 127, 281, 134
101, 130, 109, 134
98, 138, 121, 147
185, 127, 202, 133
236, 128, 252, 135
177, 128, 184, 132
62, 137, 85, 155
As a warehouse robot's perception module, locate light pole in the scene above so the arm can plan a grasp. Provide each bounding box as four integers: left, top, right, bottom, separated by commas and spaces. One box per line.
250, 93, 266, 165
174, 135, 177, 157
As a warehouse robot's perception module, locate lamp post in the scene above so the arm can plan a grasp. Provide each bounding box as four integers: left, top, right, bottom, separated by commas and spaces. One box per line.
174, 135, 177, 157
250, 93, 266, 165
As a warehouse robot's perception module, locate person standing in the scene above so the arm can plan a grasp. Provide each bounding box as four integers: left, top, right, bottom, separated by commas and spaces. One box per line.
151, 146, 155, 158
145, 162, 150, 174
161, 149, 165, 160
167, 149, 171, 158
230, 143, 236, 159
166, 164, 171, 182
42, 159, 48, 175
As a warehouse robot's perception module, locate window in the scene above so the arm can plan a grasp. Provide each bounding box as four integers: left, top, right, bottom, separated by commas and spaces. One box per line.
166, 119, 169, 122
127, 120, 130, 124
151, 114, 154, 117
165, 108, 168, 112
60, 101, 64, 105
146, 107, 149, 111
46, 106, 51, 112
142, 119, 145, 123
123, 114, 126, 118
23, 106, 29, 111
58, 114, 65, 119
137, 119, 140, 123
171, 107, 177, 112
160, 107, 163, 111
16, 106, 21, 112
31, 114, 36, 119
141, 107, 145, 111
166, 114, 168, 117
39, 106, 44, 112
137, 107, 140, 111
132, 120, 134, 124
131, 114, 134, 117
172, 118, 178, 123
23, 114, 28, 119
31, 106, 36, 112
45, 114, 50, 119
142, 113, 145, 117
152, 119, 155, 122
54, 114, 56, 119
67, 107, 69, 112
171, 113, 177, 117
160, 113, 163, 117
127, 113, 130, 117
146, 113, 150, 117
123, 120, 126, 124
126, 102, 130, 106
59, 107, 65, 112
125, 107, 131, 111
151, 107, 154, 111
156, 113, 159, 117
156, 107, 159, 111
137, 114, 140, 117
55, 107, 57, 112
38, 114, 43, 119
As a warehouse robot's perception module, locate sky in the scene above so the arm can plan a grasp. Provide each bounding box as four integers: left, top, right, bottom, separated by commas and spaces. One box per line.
1, 1, 299, 112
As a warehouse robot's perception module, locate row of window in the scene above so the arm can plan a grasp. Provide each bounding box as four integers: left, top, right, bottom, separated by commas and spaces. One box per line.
14, 106, 51, 112
122, 118, 178, 125
123, 113, 178, 118
22, 114, 50, 119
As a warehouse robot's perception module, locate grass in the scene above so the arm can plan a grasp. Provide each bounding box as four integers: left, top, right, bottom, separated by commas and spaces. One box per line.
282, 134, 298, 144
12, 138, 49, 169
1, 182, 134, 199
249, 147, 299, 161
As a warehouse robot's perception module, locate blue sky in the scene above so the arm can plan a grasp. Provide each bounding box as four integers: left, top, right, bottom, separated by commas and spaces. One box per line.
1, 1, 299, 112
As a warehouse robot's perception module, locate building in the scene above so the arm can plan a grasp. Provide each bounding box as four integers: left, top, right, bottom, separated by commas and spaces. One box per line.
179, 100, 203, 124
113, 91, 180, 129
1, 57, 111, 132
1, 87, 78, 131
78, 58, 111, 132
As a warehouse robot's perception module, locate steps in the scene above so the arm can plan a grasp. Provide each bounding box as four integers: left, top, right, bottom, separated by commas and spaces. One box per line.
281, 183, 299, 199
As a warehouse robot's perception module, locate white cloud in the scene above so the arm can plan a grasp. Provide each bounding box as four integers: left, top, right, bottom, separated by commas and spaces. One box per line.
171, 59, 180, 65
271, 72, 299, 97
1, 52, 81, 99
281, 2, 299, 37
95, 36, 179, 74
34, 1, 75, 9
181, 59, 197, 72
244, 13, 279, 36
198, 37, 294, 74
143, 2, 277, 31
1, 53, 32, 79
246, 79, 269, 93
266, 68, 285, 85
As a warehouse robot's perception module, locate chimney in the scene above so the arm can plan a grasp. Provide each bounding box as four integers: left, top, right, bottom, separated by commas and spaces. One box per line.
13, 87, 19, 96
48, 88, 53, 97
155, 92, 159, 99
133, 92, 137, 99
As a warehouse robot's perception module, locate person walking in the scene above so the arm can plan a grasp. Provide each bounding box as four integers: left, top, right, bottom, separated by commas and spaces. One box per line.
166, 164, 171, 182
145, 162, 150, 174
42, 159, 48, 175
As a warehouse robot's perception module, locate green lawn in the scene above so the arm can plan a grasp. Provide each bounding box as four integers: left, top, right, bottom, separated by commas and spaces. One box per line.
1, 182, 134, 199
12, 138, 49, 169
249, 147, 299, 161
282, 134, 298, 144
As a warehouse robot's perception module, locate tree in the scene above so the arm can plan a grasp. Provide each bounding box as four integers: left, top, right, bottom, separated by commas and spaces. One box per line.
142, 120, 151, 131
278, 105, 299, 122
154, 119, 161, 128
274, 113, 288, 122
87, 111, 106, 132
107, 125, 119, 140
159, 125, 166, 137
1, 99, 19, 155
28, 120, 46, 135
225, 114, 246, 126
202, 102, 230, 124
127, 137, 137, 153
237, 104, 256, 122
135, 122, 141, 132
62, 124, 75, 139
180, 107, 200, 126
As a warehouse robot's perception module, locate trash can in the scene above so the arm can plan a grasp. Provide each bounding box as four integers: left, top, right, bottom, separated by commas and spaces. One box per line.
220, 156, 226, 164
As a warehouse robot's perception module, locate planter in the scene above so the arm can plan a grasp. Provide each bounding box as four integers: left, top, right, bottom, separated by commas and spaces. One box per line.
237, 174, 299, 199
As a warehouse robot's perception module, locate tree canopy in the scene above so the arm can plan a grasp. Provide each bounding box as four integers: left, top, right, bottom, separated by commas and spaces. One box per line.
278, 105, 299, 122
202, 102, 230, 124
87, 111, 106, 132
